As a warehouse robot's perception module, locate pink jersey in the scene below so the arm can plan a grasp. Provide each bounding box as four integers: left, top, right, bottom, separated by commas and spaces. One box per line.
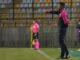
59, 8, 68, 24
33, 23, 39, 33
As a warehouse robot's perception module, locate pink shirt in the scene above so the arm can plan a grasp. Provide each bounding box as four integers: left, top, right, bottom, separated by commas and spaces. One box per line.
46, 8, 68, 25
59, 8, 68, 24
33, 23, 39, 33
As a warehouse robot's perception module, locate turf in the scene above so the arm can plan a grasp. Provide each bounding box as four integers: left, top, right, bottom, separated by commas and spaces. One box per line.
40, 48, 80, 60
70, 50, 80, 58
0, 48, 79, 60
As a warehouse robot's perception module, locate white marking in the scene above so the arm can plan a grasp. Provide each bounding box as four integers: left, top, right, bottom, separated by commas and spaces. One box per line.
78, 49, 80, 51
37, 49, 54, 60
30, 48, 54, 60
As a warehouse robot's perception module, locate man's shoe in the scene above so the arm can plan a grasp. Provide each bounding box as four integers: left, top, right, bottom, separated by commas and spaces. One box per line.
66, 54, 70, 59
78, 49, 80, 51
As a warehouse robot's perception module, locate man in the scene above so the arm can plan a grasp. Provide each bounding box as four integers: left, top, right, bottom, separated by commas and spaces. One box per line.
77, 20, 80, 51
77, 20, 80, 37
32, 20, 39, 50
44, 2, 70, 59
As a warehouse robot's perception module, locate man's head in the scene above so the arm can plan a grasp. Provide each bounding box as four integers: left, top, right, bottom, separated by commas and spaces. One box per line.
33, 19, 37, 24
78, 20, 80, 24
33, 20, 36, 24
58, 2, 65, 9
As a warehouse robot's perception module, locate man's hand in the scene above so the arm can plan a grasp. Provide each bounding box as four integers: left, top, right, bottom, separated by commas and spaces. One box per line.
43, 10, 50, 13
34, 33, 37, 36
64, 23, 68, 27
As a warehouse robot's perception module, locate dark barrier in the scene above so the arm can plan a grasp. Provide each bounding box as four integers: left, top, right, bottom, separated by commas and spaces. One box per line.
0, 26, 79, 48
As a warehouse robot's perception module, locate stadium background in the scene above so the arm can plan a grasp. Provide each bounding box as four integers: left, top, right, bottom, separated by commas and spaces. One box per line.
0, 0, 80, 47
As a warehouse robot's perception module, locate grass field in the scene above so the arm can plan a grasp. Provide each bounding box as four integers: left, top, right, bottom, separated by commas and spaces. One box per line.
0, 48, 79, 60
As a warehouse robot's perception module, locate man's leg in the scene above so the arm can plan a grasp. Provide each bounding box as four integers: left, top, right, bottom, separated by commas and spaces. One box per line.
35, 39, 39, 50
35, 33, 39, 50
59, 28, 69, 58
61, 28, 69, 57
58, 28, 65, 58
59, 31, 65, 58
78, 31, 80, 51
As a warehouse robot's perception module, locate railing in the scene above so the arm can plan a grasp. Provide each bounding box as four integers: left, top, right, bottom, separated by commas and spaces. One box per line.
0, 0, 80, 27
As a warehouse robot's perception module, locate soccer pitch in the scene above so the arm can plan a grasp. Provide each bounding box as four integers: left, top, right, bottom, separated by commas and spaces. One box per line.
0, 48, 79, 60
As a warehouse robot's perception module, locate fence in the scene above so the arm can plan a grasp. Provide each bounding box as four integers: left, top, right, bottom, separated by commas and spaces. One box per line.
0, 26, 80, 47
0, 0, 80, 47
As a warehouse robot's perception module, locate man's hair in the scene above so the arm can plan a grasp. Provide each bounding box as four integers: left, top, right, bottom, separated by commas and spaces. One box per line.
34, 18, 37, 20
59, 2, 65, 7
33, 18, 37, 23
77, 20, 80, 24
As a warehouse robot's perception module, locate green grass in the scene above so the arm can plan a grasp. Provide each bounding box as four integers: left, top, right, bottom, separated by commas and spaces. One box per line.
40, 48, 80, 60
0, 48, 79, 60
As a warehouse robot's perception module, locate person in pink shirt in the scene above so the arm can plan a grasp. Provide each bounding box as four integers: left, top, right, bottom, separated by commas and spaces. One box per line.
76, 20, 80, 51
44, 2, 70, 59
32, 20, 39, 50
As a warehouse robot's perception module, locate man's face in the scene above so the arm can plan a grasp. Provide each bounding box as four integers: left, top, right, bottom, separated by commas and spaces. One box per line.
33, 20, 35, 24
78, 22, 80, 24
58, 4, 63, 9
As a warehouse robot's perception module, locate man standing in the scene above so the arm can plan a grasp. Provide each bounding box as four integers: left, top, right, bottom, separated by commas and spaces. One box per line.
44, 2, 70, 59
77, 20, 80, 51
32, 20, 39, 50
77, 20, 80, 37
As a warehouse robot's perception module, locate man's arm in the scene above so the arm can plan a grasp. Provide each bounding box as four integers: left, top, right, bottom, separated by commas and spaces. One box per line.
34, 27, 39, 36
62, 13, 68, 25
45, 10, 60, 14
37, 27, 39, 32
62, 12, 68, 27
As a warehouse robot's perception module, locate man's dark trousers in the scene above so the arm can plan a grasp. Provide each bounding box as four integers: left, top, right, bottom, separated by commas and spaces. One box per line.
58, 27, 69, 57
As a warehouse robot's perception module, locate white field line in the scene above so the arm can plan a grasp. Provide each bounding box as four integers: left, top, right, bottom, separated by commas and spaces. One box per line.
30, 48, 54, 60
77, 49, 80, 51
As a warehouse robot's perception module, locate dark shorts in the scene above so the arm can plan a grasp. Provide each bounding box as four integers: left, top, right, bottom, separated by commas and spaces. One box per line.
33, 33, 39, 39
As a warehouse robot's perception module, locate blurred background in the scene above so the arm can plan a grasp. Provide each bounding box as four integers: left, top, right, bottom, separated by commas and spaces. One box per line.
0, 0, 80, 47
